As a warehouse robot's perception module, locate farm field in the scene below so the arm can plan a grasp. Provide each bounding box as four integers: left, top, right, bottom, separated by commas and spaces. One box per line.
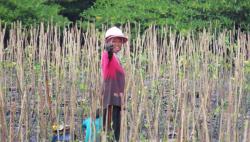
0, 23, 250, 142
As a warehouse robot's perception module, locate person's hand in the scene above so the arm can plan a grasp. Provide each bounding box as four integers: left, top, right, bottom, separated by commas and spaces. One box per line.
104, 43, 113, 60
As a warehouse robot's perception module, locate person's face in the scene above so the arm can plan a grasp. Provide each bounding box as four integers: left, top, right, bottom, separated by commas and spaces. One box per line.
109, 37, 123, 53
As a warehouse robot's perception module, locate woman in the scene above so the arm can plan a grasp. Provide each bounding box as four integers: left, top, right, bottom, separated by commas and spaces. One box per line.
101, 26, 127, 141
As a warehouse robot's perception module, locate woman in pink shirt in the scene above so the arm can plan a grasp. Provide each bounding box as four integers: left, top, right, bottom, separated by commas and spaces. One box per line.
101, 26, 127, 141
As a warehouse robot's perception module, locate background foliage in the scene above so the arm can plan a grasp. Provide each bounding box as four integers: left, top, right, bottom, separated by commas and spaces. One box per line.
0, 0, 69, 27
0, 0, 250, 31
81, 0, 250, 32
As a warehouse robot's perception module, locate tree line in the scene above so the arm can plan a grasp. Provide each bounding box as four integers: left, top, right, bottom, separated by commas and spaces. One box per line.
0, 0, 249, 32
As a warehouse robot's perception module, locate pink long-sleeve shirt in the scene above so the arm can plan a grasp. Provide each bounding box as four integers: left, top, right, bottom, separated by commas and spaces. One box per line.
101, 51, 125, 108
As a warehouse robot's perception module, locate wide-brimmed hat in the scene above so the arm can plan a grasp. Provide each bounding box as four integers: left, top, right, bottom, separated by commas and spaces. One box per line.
105, 26, 128, 43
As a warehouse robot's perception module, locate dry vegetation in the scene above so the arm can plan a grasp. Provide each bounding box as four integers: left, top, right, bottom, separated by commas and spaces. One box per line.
0, 23, 249, 142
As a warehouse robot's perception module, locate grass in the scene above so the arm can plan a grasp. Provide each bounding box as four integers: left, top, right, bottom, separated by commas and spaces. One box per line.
0, 22, 249, 142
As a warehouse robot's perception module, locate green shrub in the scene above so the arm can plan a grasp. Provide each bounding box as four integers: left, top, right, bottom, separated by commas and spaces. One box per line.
81, 0, 250, 32
0, 0, 69, 27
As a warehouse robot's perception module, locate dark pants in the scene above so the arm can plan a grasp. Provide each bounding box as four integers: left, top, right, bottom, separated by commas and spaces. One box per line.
103, 105, 121, 141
